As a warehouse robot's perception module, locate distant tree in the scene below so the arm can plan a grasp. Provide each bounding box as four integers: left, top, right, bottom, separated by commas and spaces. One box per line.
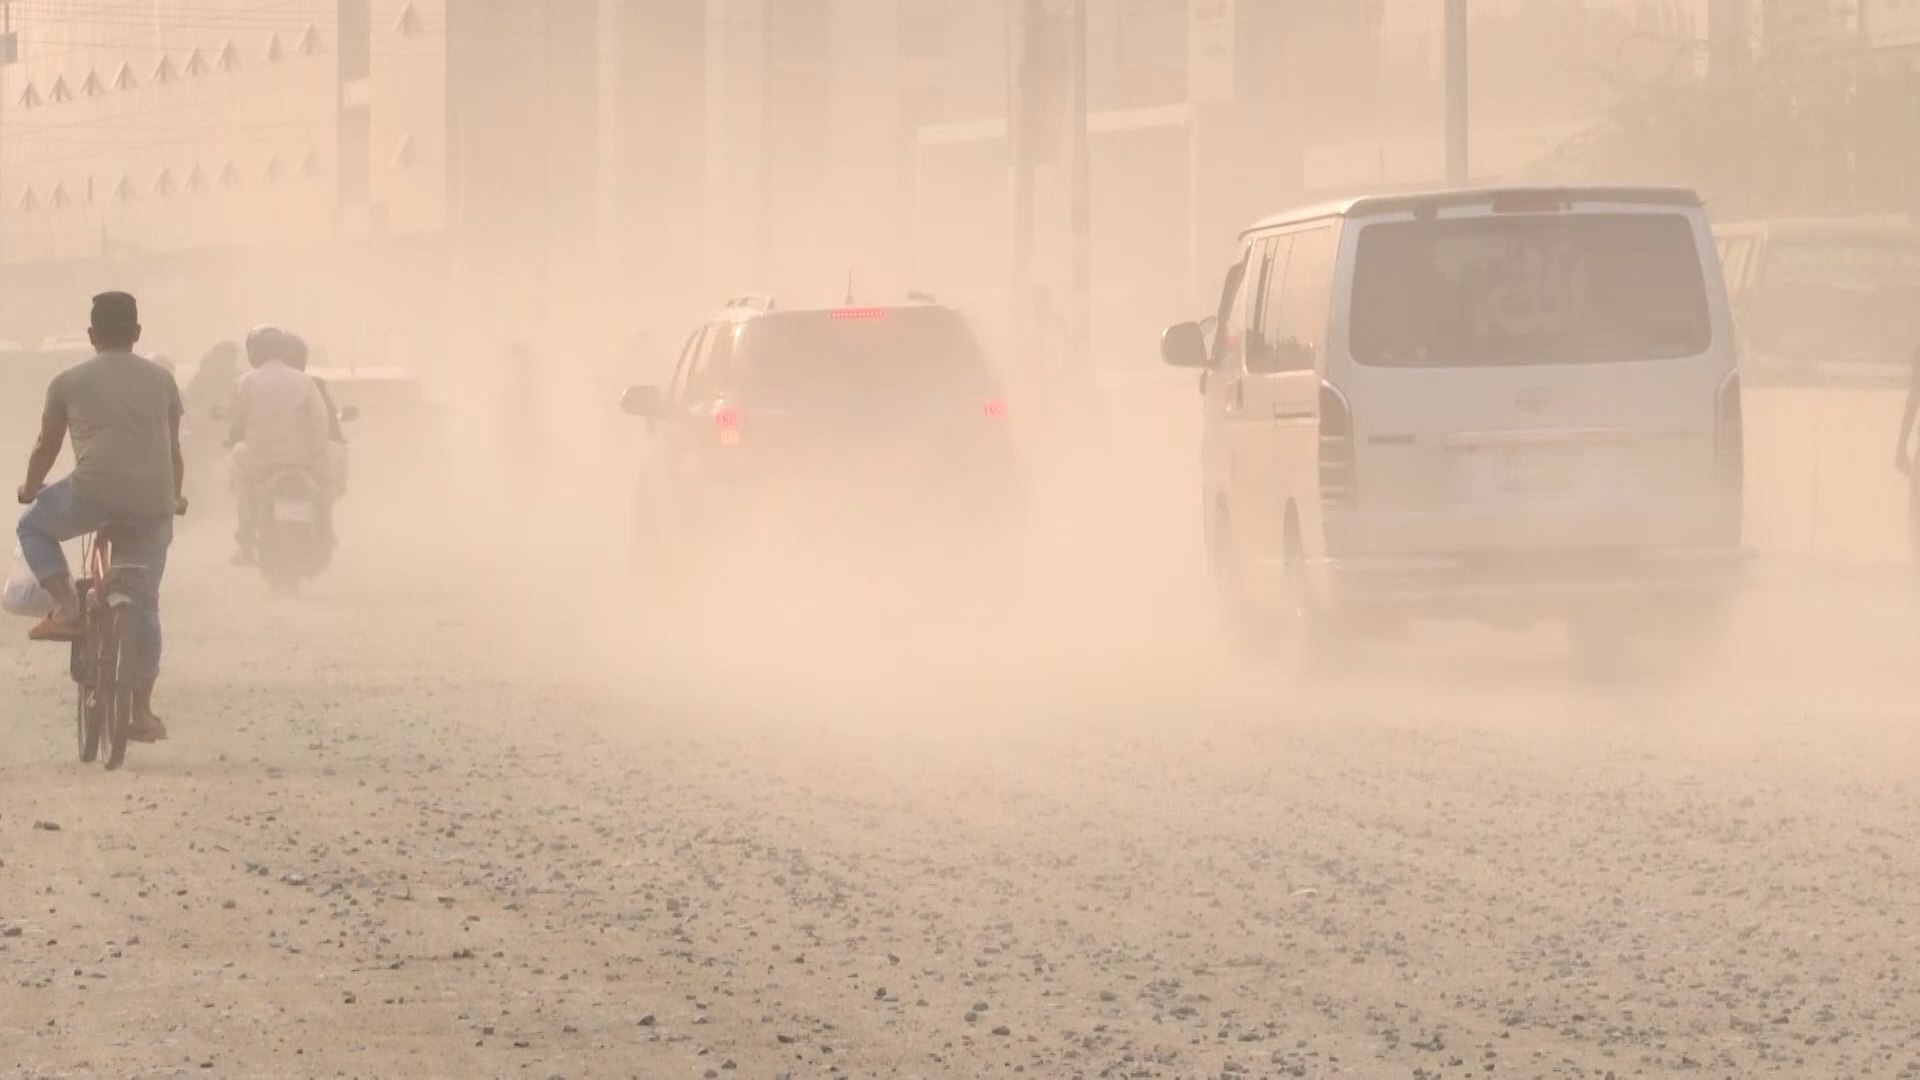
1531, 38, 1918, 220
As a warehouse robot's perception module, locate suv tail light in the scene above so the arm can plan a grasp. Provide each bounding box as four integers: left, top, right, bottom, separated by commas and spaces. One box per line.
1319, 382, 1357, 507
1715, 372, 1743, 494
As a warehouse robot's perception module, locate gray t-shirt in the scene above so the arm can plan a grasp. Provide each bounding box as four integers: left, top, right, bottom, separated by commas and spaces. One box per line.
46, 350, 183, 519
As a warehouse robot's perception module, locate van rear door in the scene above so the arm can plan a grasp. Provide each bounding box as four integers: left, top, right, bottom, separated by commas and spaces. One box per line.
1333, 198, 1738, 556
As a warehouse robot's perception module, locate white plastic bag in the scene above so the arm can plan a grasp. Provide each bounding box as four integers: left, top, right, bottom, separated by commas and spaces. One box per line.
3, 543, 53, 619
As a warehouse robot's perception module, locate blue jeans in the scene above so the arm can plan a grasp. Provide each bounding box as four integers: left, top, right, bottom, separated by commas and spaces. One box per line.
17, 479, 171, 684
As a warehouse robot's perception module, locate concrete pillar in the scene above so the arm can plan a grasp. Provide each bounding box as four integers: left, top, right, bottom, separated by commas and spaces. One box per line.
705, 0, 767, 291
599, 0, 707, 312
831, 0, 903, 297
762, 0, 834, 296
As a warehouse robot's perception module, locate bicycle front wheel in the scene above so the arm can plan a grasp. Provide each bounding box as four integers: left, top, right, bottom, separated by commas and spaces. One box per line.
76, 679, 104, 763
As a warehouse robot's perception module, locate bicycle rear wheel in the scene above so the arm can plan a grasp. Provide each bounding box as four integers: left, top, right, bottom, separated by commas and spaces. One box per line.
103, 607, 140, 771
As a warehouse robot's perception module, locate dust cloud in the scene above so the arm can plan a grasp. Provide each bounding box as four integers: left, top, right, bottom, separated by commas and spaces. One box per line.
6, 4, 1920, 1079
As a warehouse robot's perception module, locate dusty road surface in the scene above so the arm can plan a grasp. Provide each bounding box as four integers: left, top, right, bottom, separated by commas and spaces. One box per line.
6, 471, 1920, 1080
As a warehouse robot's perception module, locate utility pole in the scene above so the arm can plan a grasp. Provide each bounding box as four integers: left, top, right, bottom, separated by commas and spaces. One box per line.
1067, 0, 1089, 380
1445, 0, 1468, 187
1008, 0, 1039, 358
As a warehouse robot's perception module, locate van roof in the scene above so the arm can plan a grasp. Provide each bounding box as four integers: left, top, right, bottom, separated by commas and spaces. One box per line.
1241, 185, 1704, 238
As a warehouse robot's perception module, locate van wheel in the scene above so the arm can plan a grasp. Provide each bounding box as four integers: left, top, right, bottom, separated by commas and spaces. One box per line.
1278, 534, 1347, 680
1210, 512, 1279, 659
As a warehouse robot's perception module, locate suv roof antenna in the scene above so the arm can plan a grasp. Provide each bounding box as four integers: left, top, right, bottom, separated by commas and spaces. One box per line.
844, 271, 855, 306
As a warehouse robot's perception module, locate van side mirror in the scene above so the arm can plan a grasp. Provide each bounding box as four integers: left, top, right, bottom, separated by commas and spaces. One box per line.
1161, 321, 1210, 369
620, 385, 663, 418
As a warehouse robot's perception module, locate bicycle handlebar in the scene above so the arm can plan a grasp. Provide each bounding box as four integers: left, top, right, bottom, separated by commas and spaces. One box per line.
13, 485, 188, 517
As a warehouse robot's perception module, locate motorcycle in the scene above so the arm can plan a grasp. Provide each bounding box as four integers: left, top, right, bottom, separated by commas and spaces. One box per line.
215, 404, 357, 593
250, 466, 331, 592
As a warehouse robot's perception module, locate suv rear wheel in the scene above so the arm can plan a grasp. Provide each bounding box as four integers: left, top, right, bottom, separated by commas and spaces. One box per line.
1213, 508, 1344, 677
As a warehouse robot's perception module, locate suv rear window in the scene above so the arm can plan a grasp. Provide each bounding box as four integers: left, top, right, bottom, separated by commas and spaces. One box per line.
1349, 212, 1712, 368
734, 308, 995, 408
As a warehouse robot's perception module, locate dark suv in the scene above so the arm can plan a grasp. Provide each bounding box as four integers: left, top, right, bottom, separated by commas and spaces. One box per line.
619, 296, 1024, 586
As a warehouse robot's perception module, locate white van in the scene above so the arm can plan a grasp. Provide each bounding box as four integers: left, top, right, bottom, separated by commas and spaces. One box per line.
1162, 187, 1747, 668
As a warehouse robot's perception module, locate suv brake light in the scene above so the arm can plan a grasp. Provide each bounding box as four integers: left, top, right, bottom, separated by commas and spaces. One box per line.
1490, 191, 1568, 214
713, 404, 742, 444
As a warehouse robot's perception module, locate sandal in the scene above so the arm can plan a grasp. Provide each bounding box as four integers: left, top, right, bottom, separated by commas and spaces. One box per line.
128, 715, 169, 744
27, 614, 83, 643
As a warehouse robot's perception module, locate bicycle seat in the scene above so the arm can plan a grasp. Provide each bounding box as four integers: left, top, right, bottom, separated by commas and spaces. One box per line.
101, 563, 152, 603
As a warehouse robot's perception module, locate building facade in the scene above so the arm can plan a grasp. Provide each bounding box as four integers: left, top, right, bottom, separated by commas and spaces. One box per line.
0, 1, 1751, 367
0, 0, 453, 353
0, 1, 450, 261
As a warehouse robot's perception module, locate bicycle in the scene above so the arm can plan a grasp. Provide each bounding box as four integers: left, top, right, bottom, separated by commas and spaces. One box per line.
68, 524, 158, 770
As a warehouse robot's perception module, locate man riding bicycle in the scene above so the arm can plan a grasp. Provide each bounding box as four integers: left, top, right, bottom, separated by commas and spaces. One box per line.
16, 292, 185, 744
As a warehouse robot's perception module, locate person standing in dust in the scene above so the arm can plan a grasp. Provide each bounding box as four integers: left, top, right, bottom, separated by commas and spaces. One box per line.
497, 342, 550, 493
1895, 343, 1920, 558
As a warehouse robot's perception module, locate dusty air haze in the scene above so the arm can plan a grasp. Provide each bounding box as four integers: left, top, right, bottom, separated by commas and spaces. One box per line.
4, 2, 1920, 1078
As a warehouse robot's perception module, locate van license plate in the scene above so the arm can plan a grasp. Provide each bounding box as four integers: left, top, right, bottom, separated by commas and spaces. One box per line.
272, 499, 316, 524
1492, 449, 1584, 495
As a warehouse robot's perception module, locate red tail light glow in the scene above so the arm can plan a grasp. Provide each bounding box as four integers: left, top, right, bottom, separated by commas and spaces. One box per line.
983, 399, 1008, 419
831, 307, 885, 320
713, 406, 741, 429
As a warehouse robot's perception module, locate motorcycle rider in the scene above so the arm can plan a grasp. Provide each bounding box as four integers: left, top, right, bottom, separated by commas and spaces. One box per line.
281, 332, 349, 512
227, 326, 331, 565
185, 340, 241, 418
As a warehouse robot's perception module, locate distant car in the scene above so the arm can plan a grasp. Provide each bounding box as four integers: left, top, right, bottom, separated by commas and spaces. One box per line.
619, 295, 1025, 589
304, 365, 424, 415
302, 365, 438, 494
1163, 185, 1748, 672
38, 334, 91, 356
0, 343, 91, 451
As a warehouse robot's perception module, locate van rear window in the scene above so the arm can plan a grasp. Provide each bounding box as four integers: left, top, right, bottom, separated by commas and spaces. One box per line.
1349, 213, 1712, 368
